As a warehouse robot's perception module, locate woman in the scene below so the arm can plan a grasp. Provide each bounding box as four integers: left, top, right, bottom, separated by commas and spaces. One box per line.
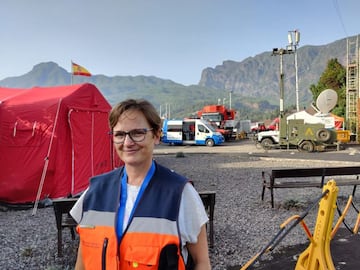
71, 99, 211, 270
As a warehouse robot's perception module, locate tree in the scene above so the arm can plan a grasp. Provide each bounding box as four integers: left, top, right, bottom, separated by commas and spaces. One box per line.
309, 58, 346, 117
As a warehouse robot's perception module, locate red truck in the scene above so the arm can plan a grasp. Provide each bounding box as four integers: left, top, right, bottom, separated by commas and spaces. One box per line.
197, 105, 236, 141
251, 118, 279, 133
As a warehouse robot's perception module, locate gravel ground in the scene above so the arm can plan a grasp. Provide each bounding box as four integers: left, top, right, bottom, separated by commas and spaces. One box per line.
1, 148, 360, 270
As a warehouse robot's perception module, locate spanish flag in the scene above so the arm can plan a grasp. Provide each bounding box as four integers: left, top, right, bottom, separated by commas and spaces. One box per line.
72, 62, 92, 77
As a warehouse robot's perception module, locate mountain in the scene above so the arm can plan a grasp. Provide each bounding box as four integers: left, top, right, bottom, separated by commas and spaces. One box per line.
0, 35, 353, 121
199, 36, 348, 106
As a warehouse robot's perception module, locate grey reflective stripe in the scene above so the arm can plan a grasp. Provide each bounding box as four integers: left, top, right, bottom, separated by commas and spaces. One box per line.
127, 217, 178, 235
81, 210, 116, 226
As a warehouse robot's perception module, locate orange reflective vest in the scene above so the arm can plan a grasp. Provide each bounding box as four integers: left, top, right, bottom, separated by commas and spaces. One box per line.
77, 163, 188, 270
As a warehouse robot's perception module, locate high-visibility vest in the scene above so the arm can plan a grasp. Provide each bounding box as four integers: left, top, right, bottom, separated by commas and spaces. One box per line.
77, 163, 188, 270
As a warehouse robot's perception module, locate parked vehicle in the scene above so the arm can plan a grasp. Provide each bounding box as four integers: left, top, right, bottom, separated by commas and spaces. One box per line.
197, 105, 236, 141
251, 118, 278, 133
256, 118, 338, 152
267, 117, 279, 131
161, 119, 224, 146
250, 122, 267, 133
238, 120, 252, 134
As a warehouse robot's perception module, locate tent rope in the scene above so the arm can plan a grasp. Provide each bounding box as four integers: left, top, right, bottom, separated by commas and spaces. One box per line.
32, 98, 62, 215
68, 109, 75, 195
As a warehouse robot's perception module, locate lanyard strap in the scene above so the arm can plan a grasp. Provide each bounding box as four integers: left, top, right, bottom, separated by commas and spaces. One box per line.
117, 161, 155, 241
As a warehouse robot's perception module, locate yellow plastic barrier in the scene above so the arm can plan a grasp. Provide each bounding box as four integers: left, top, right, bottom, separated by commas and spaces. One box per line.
236, 131, 247, 140
295, 180, 338, 270
336, 130, 351, 143
240, 180, 356, 270
240, 191, 329, 270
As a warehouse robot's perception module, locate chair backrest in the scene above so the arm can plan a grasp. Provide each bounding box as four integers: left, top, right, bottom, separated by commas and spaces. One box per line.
271, 166, 360, 179
52, 198, 78, 229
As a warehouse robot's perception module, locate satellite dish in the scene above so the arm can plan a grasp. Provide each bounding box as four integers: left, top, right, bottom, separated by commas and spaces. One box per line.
316, 89, 338, 113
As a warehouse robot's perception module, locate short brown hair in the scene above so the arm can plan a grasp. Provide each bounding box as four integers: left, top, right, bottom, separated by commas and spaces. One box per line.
109, 99, 161, 133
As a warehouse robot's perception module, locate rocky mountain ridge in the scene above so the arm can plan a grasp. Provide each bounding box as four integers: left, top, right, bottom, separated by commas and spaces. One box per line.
0, 34, 355, 120
199, 37, 348, 104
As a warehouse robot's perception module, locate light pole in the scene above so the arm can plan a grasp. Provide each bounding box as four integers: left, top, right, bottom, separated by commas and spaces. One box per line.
162, 103, 171, 119
288, 30, 300, 111
229, 90, 233, 109
167, 103, 171, 119
272, 47, 294, 141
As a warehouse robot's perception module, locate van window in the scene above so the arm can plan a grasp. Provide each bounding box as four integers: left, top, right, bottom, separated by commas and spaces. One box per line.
167, 124, 182, 132
198, 124, 209, 133
202, 114, 223, 122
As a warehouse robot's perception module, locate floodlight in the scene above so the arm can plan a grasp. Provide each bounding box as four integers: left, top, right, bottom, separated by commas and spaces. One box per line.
288, 32, 293, 45
295, 30, 300, 44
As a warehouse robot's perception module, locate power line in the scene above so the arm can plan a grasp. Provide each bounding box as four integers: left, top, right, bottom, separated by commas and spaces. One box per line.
332, 0, 348, 37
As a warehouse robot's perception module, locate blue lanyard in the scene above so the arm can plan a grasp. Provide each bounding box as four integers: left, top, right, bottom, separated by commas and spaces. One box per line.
116, 161, 155, 241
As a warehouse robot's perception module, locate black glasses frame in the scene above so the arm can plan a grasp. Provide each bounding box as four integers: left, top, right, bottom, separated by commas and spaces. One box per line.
110, 128, 153, 144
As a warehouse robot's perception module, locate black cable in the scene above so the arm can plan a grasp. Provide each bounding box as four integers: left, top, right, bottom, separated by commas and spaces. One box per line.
336, 200, 353, 234
269, 190, 329, 251
351, 200, 359, 214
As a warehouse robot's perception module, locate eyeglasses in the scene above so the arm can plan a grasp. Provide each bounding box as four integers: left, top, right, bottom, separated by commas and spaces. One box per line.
110, 128, 153, 144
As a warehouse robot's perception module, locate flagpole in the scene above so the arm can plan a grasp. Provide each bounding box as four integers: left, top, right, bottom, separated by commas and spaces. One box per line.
70, 61, 73, 85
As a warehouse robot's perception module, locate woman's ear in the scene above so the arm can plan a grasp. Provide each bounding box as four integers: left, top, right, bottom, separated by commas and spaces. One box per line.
154, 130, 161, 145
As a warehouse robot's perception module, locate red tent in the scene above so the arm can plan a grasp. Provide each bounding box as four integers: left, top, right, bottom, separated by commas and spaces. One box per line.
0, 83, 121, 204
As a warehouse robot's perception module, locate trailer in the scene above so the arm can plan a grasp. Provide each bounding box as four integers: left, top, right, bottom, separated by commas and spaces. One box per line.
256, 118, 338, 152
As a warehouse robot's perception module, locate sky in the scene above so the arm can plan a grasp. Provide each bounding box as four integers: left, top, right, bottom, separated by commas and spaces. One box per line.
1, 0, 359, 86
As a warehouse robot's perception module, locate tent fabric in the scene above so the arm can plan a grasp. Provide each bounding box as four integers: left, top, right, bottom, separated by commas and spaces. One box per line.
0, 83, 121, 204
287, 111, 323, 124
0, 88, 26, 101
287, 110, 344, 129
330, 113, 344, 129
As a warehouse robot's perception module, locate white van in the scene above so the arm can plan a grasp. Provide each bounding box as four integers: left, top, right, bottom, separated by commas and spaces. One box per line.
161, 119, 224, 146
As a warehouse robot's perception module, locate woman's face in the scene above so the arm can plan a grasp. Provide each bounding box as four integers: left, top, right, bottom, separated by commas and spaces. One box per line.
112, 109, 160, 167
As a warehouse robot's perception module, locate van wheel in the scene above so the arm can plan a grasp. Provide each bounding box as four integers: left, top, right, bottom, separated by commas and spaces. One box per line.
316, 128, 331, 142
298, 141, 314, 152
206, 139, 214, 147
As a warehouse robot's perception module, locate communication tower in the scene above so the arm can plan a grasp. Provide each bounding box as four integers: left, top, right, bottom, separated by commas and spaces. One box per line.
346, 35, 359, 141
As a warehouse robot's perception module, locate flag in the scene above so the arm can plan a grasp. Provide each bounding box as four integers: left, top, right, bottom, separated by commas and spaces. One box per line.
72, 62, 92, 77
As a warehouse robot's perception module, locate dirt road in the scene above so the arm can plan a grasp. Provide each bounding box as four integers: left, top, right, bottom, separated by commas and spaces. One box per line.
155, 139, 360, 164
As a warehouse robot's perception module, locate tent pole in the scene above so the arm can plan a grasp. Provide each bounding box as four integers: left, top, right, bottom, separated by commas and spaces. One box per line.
71, 61, 74, 85
69, 109, 75, 196
91, 112, 95, 176
32, 98, 62, 215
